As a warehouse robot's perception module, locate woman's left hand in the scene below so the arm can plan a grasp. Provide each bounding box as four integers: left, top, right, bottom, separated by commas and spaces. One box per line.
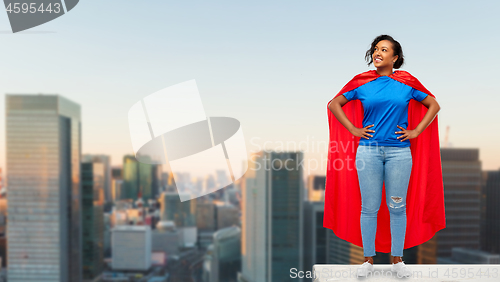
395, 125, 420, 142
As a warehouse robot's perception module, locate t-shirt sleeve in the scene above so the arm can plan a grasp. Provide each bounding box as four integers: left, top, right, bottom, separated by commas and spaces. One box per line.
411, 89, 429, 102
342, 89, 358, 101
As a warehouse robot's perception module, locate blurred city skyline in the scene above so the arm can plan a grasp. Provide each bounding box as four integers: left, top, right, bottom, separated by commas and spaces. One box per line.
1, 1, 500, 281
1, 0, 500, 175
1, 93, 499, 281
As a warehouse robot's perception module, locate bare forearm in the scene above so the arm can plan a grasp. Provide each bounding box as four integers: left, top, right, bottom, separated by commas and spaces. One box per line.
329, 101, 355, 132
414, 103, 440, 134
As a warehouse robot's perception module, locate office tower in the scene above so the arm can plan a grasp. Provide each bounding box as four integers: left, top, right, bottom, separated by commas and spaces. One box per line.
81, 162, 105, 280
304, 201, 326, 277
215, 202, 239, 229
481, 169, 500, 254
197, 202, 216, 248
122, 155, 140, 200
196, 201, 239, 249
82, 154, 111, 203
111, 167, 122, 180
240, 151, 304, 282
161, 172, 169, 191
103, 213, 112, 258
111, 167, 123, 201
196, 203, 216, 231
203, 226, 241, 282
449, 247, 500, 264
112, 225, 152, 271
152, 221, 181, 255
122, 155, 161, 203
223, 185, 240, 207
159, 192, 196, 226
158, 192, 197, 247
419, 148, 481, 264
326, 230, 363, 264
111, 179, 124, 202
6, 94, 82, 282
306, 175, 326, 202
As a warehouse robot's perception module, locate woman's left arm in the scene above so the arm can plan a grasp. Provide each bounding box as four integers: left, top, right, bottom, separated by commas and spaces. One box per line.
396, 95, 441, 141
414, 95, 441, 134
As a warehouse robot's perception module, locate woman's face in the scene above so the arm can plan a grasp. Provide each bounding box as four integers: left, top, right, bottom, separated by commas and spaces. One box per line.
372, 40, 398, 68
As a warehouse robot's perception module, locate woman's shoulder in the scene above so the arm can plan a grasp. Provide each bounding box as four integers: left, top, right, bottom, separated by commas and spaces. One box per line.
394, 69, 413, 75
392, 70, 433, 95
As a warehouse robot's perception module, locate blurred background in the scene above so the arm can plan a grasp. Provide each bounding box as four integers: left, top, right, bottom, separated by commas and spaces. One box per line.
0, 1, 499, 281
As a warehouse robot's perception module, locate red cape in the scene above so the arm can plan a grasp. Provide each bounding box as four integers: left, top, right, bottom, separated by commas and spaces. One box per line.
323, 70, 446, 253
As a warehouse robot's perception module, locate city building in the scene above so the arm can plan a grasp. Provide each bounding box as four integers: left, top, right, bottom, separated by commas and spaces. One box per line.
122, 155, 161, 204
152, 220, 181, 255
81, 161, 105, 280
239, 151, 304, 282
304, 201, 326, 276
159, 192, 197, 247
439, 247, 500, 264
203, 226, 241, 282
82, 154, 112, 203
418, 148, 482, 264
6, 94, 82, 282
112, 225, 152, 271
111, 167, 123, 201
215, 202, 239, 230
481, 169, 500, 254
306, 175, 325, 202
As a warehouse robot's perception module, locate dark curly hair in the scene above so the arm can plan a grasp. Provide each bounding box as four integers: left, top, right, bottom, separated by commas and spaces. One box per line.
365, 35, 404, 69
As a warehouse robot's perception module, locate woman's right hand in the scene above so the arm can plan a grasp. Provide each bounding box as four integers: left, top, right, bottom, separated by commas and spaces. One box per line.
350, 124, 375, 139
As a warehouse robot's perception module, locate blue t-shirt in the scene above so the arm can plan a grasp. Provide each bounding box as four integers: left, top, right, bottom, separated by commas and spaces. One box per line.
342, 75, 428, 147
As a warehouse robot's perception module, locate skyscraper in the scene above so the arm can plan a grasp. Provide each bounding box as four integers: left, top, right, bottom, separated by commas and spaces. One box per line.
81, 162, 105, 280
82, 154, 111, 203
158, 192, 197, 248
304, 201, 327, 274
418, 148, 481, 264
481, 169, 500, 254
204, 226, 241, 282
240, 151, 304, 282
306, 175, 325, 202
122, 155, 161, 203
6, 94, 82, 282
111, 167, 123, 201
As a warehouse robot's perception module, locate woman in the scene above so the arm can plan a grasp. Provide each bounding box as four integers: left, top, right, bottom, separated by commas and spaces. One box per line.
324, 35, 445, 278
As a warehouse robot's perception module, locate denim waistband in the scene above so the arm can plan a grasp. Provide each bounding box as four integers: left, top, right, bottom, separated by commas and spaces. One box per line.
357, 145, 410, 150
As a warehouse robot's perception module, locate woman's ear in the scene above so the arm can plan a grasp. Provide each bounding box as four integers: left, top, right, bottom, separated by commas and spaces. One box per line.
393, 55, 399, 64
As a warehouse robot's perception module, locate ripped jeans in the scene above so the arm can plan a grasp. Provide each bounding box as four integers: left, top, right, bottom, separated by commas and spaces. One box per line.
355, 145, 412, 257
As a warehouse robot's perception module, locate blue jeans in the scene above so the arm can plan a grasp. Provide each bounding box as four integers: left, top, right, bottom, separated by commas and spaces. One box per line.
355, 145, 412, 257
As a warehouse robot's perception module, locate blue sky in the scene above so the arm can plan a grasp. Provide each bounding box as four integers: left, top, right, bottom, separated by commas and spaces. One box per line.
1, 0, 499, 175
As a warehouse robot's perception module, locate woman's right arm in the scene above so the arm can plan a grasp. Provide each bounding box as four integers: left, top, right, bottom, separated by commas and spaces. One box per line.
328, 95, 375, 140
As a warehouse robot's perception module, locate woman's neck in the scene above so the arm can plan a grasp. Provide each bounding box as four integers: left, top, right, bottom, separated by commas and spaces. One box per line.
376, 68, 394, 76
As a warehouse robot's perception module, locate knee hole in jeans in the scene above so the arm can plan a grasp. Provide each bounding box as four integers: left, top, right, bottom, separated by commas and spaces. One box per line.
391, 196, 403, 203
389, 196, 406, 210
